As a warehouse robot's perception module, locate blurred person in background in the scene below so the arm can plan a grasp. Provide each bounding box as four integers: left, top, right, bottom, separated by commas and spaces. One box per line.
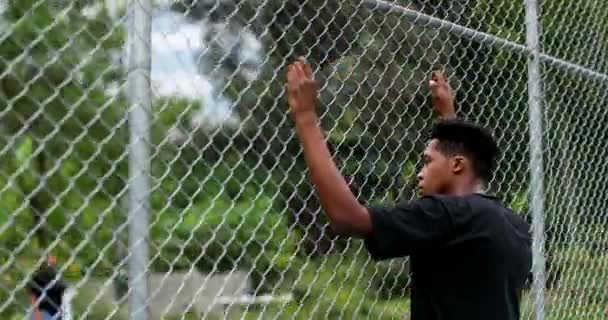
26, 256, 66, 320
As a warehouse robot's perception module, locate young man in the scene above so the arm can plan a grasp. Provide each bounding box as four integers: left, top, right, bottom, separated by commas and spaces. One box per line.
286, 60, 532, 320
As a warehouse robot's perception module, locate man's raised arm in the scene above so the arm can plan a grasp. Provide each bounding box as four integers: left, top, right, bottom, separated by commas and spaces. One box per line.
286, 61, 456, 237
286, 60, 372, 237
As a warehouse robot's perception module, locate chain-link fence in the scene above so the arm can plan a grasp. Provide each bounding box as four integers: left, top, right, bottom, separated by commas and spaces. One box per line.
0, 0, 607, 319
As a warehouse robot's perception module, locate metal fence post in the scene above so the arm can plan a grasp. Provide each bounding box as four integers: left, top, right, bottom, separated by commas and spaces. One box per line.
524, 0, 546, 319
127, 0, 152, 319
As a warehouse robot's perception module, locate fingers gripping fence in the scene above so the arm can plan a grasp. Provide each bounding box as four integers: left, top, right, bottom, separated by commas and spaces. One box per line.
0, 0, 607, 319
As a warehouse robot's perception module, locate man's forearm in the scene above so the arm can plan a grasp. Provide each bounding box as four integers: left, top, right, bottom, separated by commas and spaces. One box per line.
293, 112, 371, 237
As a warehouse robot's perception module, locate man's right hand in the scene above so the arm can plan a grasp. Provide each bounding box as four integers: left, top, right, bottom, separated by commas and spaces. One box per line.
429, 70, 456, 119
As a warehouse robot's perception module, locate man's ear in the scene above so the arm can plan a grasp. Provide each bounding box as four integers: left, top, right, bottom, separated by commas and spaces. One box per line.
451, 155, 466, 174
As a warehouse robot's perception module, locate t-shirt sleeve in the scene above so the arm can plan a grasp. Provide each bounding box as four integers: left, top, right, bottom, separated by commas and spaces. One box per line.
364, 195, 454, 260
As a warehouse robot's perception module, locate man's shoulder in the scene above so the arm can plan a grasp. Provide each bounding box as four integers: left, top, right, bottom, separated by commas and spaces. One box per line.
423, 193, 530, 227
416, 192, 497, 203
412, 193, 500, 212
400, 193, 529, 225
444, 193, 515, 215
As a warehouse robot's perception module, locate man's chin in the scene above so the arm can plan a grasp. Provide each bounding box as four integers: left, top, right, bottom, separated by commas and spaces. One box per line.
417, 188, 426, 197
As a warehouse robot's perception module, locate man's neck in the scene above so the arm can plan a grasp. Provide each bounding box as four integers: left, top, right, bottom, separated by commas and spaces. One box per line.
449, 182, 485, 196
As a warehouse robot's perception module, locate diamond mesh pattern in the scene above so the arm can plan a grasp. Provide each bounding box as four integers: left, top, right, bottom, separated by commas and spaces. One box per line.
0, 0, 606, 319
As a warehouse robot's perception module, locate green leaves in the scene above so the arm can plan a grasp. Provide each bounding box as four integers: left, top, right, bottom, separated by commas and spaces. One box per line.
149, 194, 295, 292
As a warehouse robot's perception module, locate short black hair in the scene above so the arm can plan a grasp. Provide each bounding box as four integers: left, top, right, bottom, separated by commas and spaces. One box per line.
430, 118, 499, 182
26, 267, 66, 315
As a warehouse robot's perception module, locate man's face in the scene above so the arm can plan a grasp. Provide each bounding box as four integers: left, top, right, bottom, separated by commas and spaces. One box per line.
417, 139, 455, 196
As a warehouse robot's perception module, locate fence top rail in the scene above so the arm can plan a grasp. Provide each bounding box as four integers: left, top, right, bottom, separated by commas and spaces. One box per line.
363, 0, 608, 83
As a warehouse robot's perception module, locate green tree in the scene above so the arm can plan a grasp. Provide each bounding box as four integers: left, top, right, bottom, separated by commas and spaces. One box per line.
0, 0, 127, 315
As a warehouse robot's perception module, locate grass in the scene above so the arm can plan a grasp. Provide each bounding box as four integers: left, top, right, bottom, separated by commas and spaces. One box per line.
521, 292, 605, 320
3, 244, 606, 319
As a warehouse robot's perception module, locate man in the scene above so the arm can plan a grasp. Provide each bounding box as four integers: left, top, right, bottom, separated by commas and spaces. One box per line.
286, 59, 532, 320
26, 261, 66, 320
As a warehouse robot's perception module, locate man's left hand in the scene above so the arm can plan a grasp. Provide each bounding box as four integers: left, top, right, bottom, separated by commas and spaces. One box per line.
429, 70, 455, 119
287, 58, 318, 120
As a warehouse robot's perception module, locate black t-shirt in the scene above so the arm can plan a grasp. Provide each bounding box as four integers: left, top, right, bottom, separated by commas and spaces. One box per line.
364, 193, 532, 320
